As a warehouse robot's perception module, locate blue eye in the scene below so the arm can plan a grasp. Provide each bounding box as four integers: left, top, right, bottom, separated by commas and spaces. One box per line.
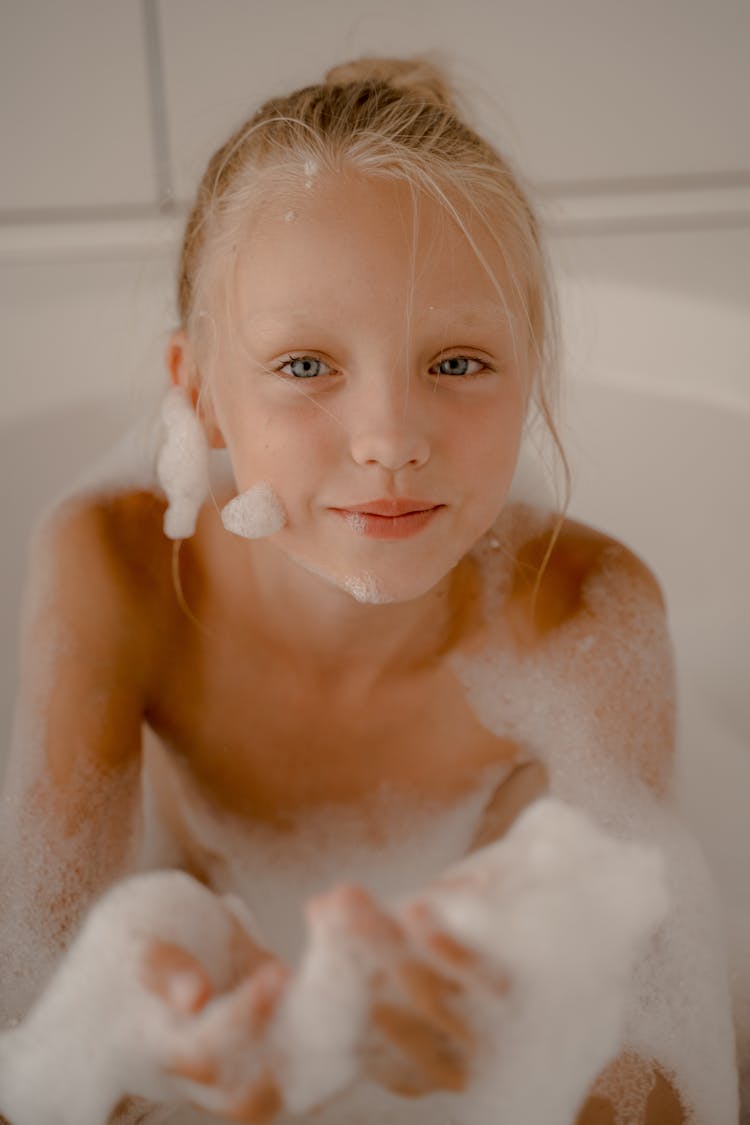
433, 356, 486, 377
277, 355, 331, 379
274, 353, 489, 380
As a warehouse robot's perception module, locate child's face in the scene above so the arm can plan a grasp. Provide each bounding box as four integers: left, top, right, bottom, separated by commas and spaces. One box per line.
207, 168, 532, 603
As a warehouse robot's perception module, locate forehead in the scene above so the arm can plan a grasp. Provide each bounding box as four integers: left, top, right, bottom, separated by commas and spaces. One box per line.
234, 170, 522, 329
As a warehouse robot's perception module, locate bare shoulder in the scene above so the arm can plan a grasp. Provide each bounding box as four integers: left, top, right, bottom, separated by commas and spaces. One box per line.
504, 505, 675, 796
32, 485, 171, 600
506, 505, 666, 642
4, 491, 173, 925
27, 487, 174, 687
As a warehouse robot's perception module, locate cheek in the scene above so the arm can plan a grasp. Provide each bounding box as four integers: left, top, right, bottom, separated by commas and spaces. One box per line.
453, 396, 524, 477
225, 400, 336, 487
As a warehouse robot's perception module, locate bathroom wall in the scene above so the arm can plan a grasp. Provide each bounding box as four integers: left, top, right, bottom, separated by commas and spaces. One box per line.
1, 0, 748, 430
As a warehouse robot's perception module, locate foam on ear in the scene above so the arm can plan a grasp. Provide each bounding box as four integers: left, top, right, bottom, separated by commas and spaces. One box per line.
156, 386, 210, 539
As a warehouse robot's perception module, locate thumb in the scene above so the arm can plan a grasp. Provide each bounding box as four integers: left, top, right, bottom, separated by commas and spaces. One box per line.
140, 939, 214, 1015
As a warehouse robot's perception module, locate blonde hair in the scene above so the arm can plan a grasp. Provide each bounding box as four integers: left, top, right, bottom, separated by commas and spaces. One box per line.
174, 53, 571, 616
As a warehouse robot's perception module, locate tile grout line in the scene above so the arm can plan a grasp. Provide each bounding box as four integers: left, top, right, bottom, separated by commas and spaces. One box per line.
141, 0, 175, 211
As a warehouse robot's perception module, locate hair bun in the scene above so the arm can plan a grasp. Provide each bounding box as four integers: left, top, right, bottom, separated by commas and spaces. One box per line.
324, 53, 456, 112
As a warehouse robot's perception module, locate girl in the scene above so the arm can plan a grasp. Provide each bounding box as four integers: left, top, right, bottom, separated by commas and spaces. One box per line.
0, 55, 738, 1125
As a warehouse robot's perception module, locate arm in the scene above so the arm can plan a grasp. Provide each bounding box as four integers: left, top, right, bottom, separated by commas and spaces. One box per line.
473, 531, 689, 1123
576, 1051, 685, 1125
0, 496, 152, 1123
0, 495, 150, 1018
0, 497, 295, 1125
563, 542, 685, 1124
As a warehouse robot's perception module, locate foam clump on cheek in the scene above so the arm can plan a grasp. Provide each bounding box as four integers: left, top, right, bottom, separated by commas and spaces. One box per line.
269, 797, 667, 1121
221, 481, 287, 539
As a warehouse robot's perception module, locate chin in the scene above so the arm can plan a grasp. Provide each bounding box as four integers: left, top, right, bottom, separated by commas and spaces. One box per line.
291, 544, 465, 606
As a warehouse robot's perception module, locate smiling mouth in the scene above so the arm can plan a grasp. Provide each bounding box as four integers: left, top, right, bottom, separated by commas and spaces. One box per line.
335, 499, 441, 518
331, 506, 444, 540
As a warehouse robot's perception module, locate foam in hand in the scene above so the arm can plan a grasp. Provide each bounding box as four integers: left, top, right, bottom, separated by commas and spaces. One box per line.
0, 800, 666, 1125
271, 796, 667, 1120
0, 871, 264, 1125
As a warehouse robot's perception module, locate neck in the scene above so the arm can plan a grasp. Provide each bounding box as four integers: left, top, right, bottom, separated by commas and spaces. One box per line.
204, 505, 481, 695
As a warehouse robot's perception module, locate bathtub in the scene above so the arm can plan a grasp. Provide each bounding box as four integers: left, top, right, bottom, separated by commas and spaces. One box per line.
1, 277, 749, 1116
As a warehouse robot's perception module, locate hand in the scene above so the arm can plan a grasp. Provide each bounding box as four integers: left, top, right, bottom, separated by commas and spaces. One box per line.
139, 918, 292, 1123
305, 882, 509, 1101
0, 872, 291, 1125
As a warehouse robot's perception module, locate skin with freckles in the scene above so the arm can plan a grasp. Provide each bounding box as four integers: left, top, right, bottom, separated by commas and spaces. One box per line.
2, 168, 690, 1124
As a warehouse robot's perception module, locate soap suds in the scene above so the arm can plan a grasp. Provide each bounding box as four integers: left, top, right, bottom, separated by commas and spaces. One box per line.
342, 571, 393, 605
156, 386, 210, 540
0, 801, 669, 1125
2, 403, 742, 1123
220, 481, 287, 539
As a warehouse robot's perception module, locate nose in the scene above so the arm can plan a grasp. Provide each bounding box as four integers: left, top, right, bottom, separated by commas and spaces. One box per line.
346, 376, 431, 471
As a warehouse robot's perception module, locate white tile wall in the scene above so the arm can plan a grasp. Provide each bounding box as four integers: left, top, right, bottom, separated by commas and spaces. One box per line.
0, 0, 748, 424
549, 225, 750, 406
0, 0, 157, 212
159, 0, 750, 199
0, 250, 176, 423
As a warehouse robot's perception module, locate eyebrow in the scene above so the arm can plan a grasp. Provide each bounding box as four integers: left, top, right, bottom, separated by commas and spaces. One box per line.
245, 303, 514, 333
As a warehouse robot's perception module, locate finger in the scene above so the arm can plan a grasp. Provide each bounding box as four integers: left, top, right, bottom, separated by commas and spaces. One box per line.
338, 885, 407, 944
223, 1067, 284, 1123
403, 902, 511, 996
166, 1053, 220, 1086
371, 1002, 469, 1093
359, 1037, 435, 1099
308, 883, 407, 949
140, 939, 214, 1014
204, 958, 292, 1041
394, 958, 475, 1045
166, 961, 291, 1089
403, 902, 481, 968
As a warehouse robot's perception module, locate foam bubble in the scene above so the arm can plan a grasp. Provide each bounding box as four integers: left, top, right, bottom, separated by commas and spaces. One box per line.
156, 386, 210, 539
220, 481, 287, 539
445, 531, 740, 1123
0, 871, 263, 1124
341, 511, 368, 535
270, 797, 667, 1120
342, 571, 393, 605
303, 159, 319, 189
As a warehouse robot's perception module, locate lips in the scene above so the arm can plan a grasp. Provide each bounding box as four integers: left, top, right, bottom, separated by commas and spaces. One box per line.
336, 499, 439, 517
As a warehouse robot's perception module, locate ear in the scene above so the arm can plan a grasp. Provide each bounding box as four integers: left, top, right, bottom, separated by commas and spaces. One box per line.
165, 328, 226, 450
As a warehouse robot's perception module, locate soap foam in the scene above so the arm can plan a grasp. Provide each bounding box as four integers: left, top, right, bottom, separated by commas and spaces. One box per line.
220, 481, 287, 539
3, 398, 742, 1123
156, 386, 210, 539
0, 800, 668, 1125
445, 516, 740, 1124
273, 797, 668, 1123
342, 511, 368, 535
342, 571, 394, 605
0, 870, 264, 1125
